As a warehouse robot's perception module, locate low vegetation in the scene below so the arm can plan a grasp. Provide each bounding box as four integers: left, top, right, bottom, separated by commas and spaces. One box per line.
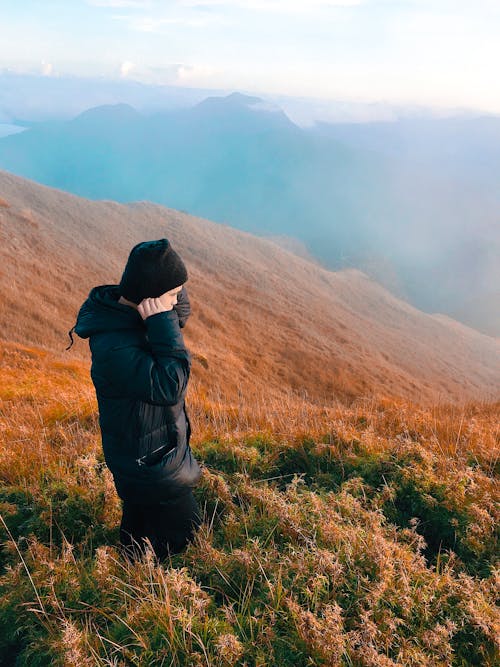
0, 341, 498, 665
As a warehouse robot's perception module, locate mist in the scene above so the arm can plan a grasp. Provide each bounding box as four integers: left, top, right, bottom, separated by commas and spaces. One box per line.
0, 89, 498, 336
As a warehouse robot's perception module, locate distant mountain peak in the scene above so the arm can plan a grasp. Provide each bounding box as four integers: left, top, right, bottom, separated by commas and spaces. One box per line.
192, 91, 296, 127
225, 91, 264, 105
199, 91, 264, 108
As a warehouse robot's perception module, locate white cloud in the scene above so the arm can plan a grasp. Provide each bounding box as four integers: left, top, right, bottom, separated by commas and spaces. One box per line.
120, 60, 135, 77
91, 0, 362, 7
177, 63, 219, 81
101, 0, 361, 34
124, 16, 209, 33
113, 62, 220, 85
41, 61, 53, 76
181, 0, 363, 10
113, 11, 226, 31
88, 1, 152, 7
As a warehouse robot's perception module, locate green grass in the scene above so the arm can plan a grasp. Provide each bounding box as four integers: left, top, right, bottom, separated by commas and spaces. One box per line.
0, 435, 498, 666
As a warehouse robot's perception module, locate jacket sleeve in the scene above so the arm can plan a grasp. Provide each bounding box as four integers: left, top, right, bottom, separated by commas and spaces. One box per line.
94, 309, 191, 405
173, 284, 191, 328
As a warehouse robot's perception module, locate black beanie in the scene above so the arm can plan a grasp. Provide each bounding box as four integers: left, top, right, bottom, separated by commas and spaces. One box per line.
118, 238, 188, 305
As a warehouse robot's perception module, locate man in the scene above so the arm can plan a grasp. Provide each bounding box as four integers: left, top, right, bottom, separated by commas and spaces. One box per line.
66, 238, 203, 561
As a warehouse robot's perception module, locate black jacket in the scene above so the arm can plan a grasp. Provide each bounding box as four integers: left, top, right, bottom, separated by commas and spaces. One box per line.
71, 284, 202, 503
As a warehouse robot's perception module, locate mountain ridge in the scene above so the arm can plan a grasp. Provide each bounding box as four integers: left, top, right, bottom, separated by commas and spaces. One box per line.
0, 168, 498, 406
0, 96, 497, 335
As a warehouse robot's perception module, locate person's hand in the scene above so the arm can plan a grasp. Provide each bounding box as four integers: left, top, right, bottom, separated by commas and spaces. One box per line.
137, 296, 173, 321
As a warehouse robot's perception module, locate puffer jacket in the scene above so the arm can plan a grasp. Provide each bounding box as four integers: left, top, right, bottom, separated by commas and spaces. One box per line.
68, 283, 202, 503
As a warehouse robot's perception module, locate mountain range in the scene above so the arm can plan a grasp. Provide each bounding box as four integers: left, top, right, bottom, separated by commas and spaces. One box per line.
0, 92, 498, 337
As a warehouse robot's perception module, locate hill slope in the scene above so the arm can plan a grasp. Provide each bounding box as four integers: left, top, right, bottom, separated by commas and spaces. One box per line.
0, 169, 499, 405
0, 338, 498, 665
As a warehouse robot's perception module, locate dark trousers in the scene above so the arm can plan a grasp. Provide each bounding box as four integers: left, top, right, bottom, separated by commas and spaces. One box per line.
119, 489, 202, 562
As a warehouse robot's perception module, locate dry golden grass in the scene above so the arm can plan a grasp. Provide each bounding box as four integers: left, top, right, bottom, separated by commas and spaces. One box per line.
2, 339, 497, 479
1, 168, 499, 408
0, 340, 499, 665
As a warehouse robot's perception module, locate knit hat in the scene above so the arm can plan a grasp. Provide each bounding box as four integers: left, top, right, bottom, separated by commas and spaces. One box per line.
118, 238, 188, 305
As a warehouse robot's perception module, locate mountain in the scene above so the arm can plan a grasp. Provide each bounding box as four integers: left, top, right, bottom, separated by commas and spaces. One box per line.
3, 71, 472, 126
0, 71, 218, 122
0, 94, 498, 335
0, 169, 498, 406
0, 94, 393, 279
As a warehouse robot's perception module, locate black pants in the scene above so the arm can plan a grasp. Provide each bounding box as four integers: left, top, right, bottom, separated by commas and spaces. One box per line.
119, 489, 202, 562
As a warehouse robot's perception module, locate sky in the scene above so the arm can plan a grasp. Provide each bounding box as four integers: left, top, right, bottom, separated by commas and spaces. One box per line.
1, 0, 499, 114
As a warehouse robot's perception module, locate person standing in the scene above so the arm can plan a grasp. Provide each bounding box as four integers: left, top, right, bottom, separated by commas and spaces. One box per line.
67, 238, 203, 561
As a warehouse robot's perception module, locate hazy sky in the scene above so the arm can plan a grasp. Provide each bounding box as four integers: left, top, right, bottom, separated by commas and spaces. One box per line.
1, 0, 499, 113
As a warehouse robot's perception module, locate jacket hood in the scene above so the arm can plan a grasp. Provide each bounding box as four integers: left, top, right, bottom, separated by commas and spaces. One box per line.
66, 284, 143, 349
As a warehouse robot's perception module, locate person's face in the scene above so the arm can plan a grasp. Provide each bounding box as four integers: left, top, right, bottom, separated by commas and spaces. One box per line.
158, 284, 183, 309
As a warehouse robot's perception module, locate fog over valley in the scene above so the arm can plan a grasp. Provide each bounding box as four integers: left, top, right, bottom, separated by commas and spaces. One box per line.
1, 84, 498, 336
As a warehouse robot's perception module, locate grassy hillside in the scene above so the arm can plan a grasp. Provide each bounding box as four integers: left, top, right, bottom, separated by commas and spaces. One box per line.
1, 169, 499, 408
0, 340, 498, 666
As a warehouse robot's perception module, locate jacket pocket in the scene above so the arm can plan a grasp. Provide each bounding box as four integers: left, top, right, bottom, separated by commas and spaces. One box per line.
137, 441, 177, 467
134, 401, 179, 458
142, 440, 183, 475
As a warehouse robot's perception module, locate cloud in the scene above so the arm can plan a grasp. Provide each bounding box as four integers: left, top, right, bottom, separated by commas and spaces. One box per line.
181, 0, 364, 10
88, 1, 152, 7
90, 0, 363, 7
177, 63, 219, 82
113, 11, 226, 31
114, 62, 220, 85
98, 0, 363, 33
118, 16, 187, 31
41, 61, 53, 76
120, 60, 135, 77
